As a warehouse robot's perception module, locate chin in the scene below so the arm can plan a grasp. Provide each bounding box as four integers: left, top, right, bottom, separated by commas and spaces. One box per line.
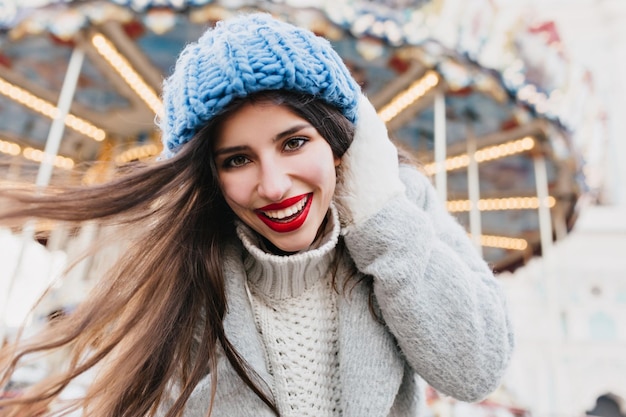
252, 202, 331, 254
266, 233, 317, 254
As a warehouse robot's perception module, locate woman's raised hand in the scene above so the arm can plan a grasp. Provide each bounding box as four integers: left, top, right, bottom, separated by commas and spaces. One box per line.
334, 94, 405, 229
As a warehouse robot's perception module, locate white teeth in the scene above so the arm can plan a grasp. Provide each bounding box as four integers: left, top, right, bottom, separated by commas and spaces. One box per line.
263, 196, 307, 220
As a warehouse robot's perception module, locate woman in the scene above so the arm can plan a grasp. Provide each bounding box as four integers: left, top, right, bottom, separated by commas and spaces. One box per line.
0, 13, 514, 417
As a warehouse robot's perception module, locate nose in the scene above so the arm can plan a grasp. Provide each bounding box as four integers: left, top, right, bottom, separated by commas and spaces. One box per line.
257, 160, 292, 202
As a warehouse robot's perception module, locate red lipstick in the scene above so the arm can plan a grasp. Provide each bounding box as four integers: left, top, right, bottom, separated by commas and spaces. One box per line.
257, 194, 308, 211
256, 193, 313, 233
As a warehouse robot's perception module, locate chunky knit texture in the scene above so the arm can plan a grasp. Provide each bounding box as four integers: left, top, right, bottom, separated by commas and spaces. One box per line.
247, 265, 341, 417
159, 13, 361, 157
236, 206, 342, 417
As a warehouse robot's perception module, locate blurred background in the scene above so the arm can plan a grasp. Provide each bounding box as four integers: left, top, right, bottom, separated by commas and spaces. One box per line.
0, 0, 624, 416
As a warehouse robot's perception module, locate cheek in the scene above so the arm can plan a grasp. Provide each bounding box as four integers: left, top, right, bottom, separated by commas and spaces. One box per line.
301, 154, 337, 192
219, 175, 254, 208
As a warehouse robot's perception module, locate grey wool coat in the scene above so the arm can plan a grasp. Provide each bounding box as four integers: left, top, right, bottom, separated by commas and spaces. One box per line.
176, 165, 515, 417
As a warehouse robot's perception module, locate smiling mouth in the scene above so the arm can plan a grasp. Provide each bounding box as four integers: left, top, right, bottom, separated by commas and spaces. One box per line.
256, 193, 313, 233
260, 195, 309, 222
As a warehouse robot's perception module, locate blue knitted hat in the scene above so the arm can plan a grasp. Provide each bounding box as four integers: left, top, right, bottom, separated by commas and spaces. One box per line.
159, 13, 361, 157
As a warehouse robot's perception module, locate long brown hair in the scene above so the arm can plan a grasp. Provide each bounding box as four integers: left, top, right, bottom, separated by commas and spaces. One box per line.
0, 90, 355, 417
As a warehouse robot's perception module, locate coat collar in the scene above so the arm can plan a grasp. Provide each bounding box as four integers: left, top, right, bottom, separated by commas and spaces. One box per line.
209, 242, 276, 417
336, 273, 405, 417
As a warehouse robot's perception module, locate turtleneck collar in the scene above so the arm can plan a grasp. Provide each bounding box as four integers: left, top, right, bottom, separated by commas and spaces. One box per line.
236, 203, 341, 300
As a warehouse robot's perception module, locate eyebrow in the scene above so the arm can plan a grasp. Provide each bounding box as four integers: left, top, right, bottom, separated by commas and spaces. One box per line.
213, 123, 313, 157
274, 123, 311, 142
213, 145, 250, 157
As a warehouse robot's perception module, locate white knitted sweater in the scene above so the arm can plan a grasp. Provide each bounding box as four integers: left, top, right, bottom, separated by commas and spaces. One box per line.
236, 207, 343, 417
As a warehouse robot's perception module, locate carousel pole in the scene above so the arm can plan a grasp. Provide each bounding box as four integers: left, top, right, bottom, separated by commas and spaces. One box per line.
534, 152, 563, 415
534, 154, 554, 259
466, 127, 483, 255
0, 46, 85, 344
35, 47, 86, 189
434, 91, 447, 202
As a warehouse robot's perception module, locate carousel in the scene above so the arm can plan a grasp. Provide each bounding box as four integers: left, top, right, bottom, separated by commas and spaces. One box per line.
0, 1, 594, 413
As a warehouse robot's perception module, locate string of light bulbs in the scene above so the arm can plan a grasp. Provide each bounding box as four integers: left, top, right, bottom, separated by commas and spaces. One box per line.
0, 77, 106, 142
447, 196, 557, 212
0, 137, 74, 169
91, 33, 164, 118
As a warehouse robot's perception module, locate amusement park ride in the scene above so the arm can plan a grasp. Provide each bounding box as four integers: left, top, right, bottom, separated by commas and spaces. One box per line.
0, 0, 590, 273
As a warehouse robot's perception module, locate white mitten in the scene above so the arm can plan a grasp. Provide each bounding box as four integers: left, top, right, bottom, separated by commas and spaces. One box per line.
335, 94, 406, 229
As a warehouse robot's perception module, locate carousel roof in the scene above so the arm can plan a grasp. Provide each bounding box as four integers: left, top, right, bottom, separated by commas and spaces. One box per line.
0, 0, 593, 272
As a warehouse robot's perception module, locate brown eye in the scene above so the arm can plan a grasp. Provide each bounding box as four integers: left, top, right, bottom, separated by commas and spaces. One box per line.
284, 138, 307, 151
224, 155, 250, 168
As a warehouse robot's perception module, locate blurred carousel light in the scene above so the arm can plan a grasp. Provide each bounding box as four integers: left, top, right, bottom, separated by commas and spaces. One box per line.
517, 84, 556, 117
506, 74, 525, 91
15, 14, 48, 37
111, 0, 152, 12
517, 84, 536, 102
378, 70, 439, 123
143, 8, 177, 35
169, 0, 187, 9
351, 13, 376, 37
189, 5, 231, 23
82, 3, 134, 25
402, 11, 431, 45
334, 3, 414, 46
355, 37, 385, 61
473, 72, 508, 102
91, 33, 164, 117
47, 9, 87, 40
0, 77, 106, 142
370, 19, 386, 38
424, 136, 536, 175
23, 147, 75, 170
0, 138, 21, 156
479, 234, 528, 251
447, 196, 556, 213
503, 59, 526, 90
475, 137, 536, 162
219, 0, 256, 7
383, 19, 404, 45
115, 143, 161, 165
543, 89, 564, 117
534, 94, 549, 114
323, 1, 357, 24
438, 59, 472, 91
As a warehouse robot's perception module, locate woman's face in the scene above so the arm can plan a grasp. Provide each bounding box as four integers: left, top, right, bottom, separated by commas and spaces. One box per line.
214, 102, 340, 253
